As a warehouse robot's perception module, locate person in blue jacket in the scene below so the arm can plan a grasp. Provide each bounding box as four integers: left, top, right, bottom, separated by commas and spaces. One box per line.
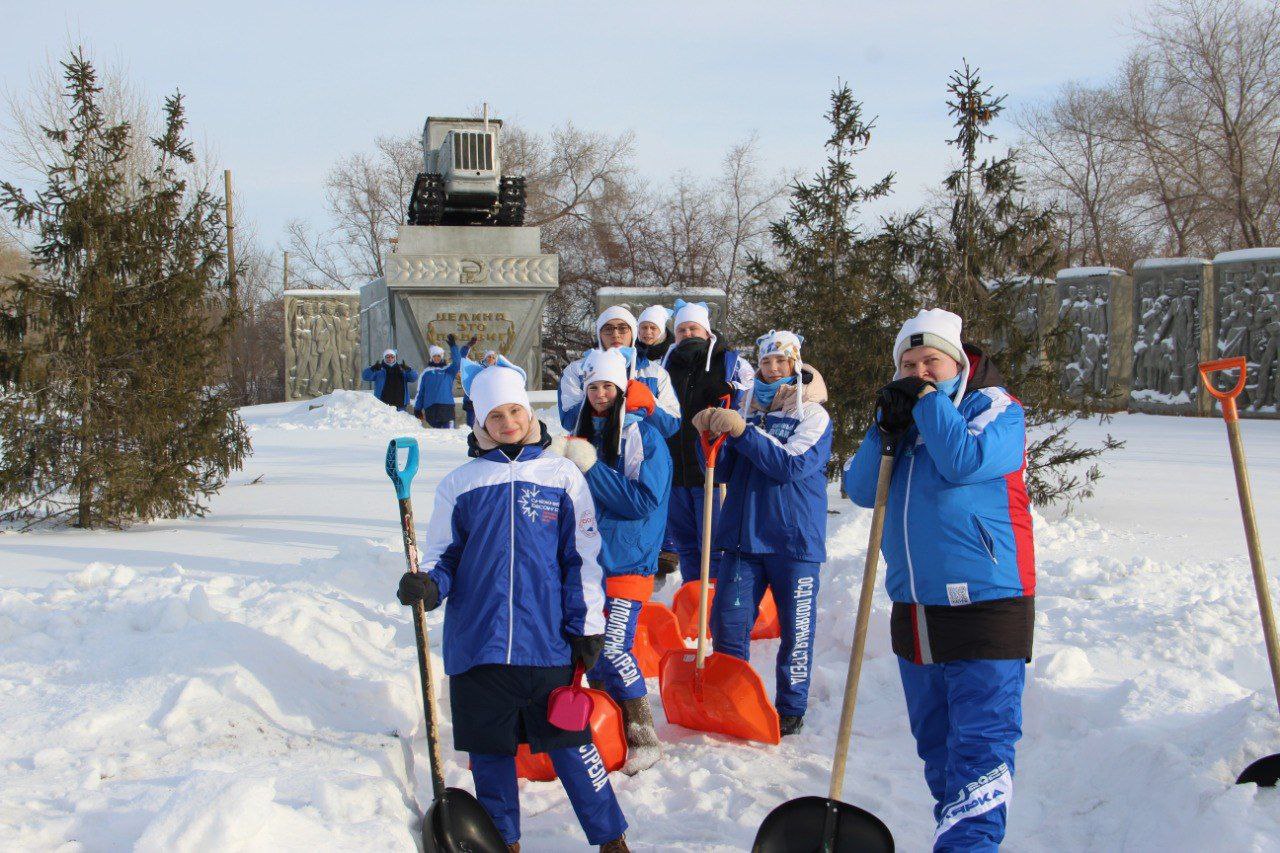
559, 306, 681, 439
413, 334, 472, 428
692, 330, 832, 737
362, 349, 418, 410
461, 349, 500, 426
843, 308, 1035, 853
396, 363, 631, 853
550, 348, 671, 776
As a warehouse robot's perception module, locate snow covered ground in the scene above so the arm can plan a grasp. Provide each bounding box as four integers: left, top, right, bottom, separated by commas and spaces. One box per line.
3, 390, 1280, 851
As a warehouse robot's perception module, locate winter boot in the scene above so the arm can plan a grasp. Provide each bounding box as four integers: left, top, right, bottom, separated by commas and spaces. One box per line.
620, 696, 662, 775
779, 715, 804, 736
599, 835, 630, 853
588, 679, 606, 692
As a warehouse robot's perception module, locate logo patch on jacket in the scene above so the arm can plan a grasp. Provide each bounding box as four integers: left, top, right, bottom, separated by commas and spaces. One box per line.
578, 511, 599, 537
519, 486, 559, 523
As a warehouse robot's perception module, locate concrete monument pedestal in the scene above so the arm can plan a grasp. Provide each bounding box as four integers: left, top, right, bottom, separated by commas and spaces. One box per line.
360, 226, 557, 390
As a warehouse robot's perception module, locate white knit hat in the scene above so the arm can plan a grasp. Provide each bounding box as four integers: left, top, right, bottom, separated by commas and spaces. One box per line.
580, 348, 629, 392
673, 300, 711, 336
637, 305, 671, 336
595, 306, 638, 348
756, 330, 803, 365
893, 308, 970, 401
470, 365, 532, 425
428, 345, 445, 359
383, 348, 397, 358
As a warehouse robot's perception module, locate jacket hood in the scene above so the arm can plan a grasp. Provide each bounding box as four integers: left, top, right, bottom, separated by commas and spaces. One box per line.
763, 364, 829, 414
468, 419, 550, 458
962, 343, 1006, 394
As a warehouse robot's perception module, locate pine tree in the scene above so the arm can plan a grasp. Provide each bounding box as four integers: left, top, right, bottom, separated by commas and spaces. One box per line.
885, 61, 1120, 504
0, 50, 249, 528
743, 83, 917, 469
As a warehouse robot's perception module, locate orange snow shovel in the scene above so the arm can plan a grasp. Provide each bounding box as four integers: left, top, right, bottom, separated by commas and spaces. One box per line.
752, 423, 900, 852
659, 425, 780, 745
674, 582, 781, 640
1200, 357, 1280, 787
514, 681, 628, 782
635, 602, 684, 678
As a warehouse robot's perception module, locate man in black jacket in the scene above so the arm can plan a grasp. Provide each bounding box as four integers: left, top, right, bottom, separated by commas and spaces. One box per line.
660, 300, 754, 583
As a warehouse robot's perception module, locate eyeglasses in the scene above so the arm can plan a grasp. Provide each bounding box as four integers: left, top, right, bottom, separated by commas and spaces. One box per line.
600, 323, 631, 334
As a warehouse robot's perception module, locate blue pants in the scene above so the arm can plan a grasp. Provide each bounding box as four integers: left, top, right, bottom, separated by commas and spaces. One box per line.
470, 745, 627, 846
587, 595, 647, 702
708, 553, 820, 717
898, 657, 1024, 852
667, 485, 722, 583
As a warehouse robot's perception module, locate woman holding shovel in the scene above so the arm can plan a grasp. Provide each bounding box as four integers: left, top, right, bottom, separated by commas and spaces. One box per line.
691, 330, 832, 737
843, 308, 1035, 852
395, 364, 631, 853
549, 347, 671, 775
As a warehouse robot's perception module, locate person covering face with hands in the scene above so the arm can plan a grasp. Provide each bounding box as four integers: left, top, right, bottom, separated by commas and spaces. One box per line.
842, 308, 1035, 852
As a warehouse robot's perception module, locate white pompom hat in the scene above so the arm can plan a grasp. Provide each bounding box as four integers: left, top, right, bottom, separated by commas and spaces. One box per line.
470, 365, 531, 425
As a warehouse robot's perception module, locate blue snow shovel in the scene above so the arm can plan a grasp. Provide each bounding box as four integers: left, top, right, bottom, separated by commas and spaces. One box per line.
386, 437, 507, 852
752, 423, 899, 852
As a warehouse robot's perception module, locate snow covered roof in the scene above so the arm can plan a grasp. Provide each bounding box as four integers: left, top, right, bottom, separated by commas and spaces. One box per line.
1132, 257, 1210, 270
284, 289, 359, 297
1212, 248, 1280, 264
1056, 266, 1127, 280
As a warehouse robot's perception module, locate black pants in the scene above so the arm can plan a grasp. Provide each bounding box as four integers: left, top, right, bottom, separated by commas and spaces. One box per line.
423, 403, 455, 428
449, 663, 589, 755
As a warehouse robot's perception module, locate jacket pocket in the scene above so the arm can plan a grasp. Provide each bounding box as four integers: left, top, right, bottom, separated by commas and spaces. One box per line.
971, 515, 998, 563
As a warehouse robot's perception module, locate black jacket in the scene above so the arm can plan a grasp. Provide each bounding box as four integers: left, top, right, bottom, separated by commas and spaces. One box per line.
664, 335, 735, 488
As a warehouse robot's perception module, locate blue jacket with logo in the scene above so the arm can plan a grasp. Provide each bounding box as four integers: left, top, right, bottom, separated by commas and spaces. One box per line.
580, 417, 673, 577
362, 361, 419, 407
414, 343, 468, 410
842, 377, 1035, 608
713, 368, 833, 562
421, 432, 607, 676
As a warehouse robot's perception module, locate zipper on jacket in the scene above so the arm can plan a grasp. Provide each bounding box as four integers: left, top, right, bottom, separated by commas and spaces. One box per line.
904, 446, 919, 603
507, 450, 517, 664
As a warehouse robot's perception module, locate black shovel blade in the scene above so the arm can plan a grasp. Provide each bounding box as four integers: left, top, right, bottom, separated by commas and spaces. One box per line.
753, 795, 894, 853
1236, 753, 1280, 787
421, 786, 508, 853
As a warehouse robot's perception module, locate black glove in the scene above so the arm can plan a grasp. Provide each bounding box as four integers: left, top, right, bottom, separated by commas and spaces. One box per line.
657, 550, 679, 578
370, 362, 385, 372
876, 377, 935, 434
695, 379, 734, 411
397, 572, 440, 610
467, 336, 478, 347
567, 634, 604, 671
398, 362, 412, 372
446, 333, 457, 346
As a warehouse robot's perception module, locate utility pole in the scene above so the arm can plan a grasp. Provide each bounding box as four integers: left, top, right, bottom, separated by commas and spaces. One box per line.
283, 250, 290, 291
224, 170, 237, 310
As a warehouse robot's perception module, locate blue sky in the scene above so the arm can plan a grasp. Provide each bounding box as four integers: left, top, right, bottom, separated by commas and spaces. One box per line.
3, 1, 1152, 252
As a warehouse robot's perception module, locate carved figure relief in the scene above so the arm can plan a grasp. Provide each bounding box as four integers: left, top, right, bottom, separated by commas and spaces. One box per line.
286, 297, 360, 399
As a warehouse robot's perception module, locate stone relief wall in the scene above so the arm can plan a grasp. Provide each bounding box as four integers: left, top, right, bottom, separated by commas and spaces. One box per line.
1215, 253, 1280, 413
284, 292, 361, 401
1131, 261, 1213, 414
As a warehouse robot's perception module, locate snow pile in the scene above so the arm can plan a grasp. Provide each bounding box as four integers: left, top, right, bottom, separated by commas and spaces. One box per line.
259, 390, 427, 432
2, 411, 1280, 849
